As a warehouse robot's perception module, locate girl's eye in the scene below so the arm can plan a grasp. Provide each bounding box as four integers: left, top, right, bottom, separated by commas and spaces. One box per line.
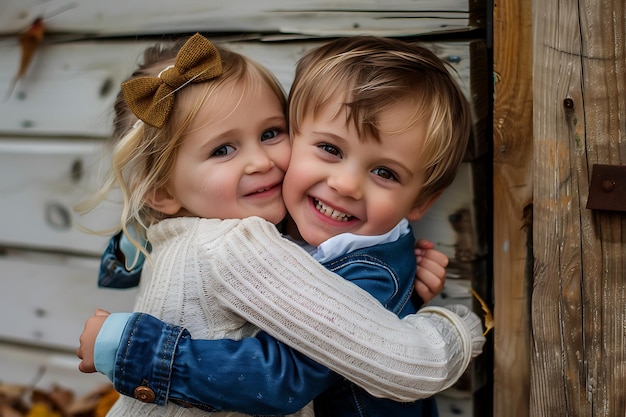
211, 144, 236, 157
260, 128, 281, 142
319, 143, 341, 157
372, 167, 399, 182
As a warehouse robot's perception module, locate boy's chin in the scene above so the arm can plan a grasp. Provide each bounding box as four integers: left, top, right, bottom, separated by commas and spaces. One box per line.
297, 228, 326, 247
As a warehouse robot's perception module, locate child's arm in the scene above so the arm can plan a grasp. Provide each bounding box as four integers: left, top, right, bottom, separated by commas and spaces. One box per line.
77, 256, 469, 414
414, 238, 448, 304
192, 217, 482, 400
83, 218, 482, 404
77, 311, 336, 414
78, 232, 446, 413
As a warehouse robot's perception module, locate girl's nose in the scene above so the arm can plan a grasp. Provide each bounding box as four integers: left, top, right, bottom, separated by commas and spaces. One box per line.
244, 150, 275, 174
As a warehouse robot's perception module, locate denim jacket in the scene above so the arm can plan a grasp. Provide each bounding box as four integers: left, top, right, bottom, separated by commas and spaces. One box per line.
98, 231, 142, 289
100, 229, 437, 417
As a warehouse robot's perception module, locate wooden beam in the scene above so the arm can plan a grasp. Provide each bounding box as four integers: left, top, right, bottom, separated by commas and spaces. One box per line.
492, 0, 533, 415
531, 0, 626, 415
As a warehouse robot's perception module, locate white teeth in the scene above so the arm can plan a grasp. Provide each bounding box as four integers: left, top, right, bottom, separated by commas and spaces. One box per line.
314, 199, 351, 222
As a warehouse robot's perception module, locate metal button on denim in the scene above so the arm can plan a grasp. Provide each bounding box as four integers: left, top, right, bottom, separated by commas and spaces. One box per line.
134, 386, 156, 403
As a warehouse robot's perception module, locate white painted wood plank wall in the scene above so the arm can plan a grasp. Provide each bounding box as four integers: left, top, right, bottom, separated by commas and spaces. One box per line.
0, 0, 483, 37
0, 0, 488, 409
0, 39, 475, 137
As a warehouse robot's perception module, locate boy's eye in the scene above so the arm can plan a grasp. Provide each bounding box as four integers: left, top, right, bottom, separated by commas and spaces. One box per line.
211, 144, 236, 157
372, 167, 398, 182
319, 143, 341, 157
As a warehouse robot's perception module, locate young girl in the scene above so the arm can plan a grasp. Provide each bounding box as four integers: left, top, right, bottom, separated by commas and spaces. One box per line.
77, 34, 483, 417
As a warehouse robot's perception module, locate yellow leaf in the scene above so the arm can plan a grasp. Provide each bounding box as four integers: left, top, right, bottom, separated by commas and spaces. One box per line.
26, 403, 61, 417
471, 288, 494, 336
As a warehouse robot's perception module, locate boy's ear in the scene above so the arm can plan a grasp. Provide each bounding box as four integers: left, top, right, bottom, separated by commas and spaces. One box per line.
406, 192, 442, 222
144, 187, 181, 216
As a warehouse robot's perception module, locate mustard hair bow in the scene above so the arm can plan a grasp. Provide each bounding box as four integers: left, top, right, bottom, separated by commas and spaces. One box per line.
121, 33, 223, 128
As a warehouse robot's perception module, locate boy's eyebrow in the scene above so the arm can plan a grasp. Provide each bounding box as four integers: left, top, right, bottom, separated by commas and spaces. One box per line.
310, 130, 347, 145
389, 161, 415, 179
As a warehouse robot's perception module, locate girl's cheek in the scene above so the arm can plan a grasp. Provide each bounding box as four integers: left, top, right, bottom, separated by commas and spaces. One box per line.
280, 148, 293, 171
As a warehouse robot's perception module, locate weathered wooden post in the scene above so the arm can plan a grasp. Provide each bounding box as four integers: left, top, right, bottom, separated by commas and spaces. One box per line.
493, 0, 533, 415
532, 0, 626, 415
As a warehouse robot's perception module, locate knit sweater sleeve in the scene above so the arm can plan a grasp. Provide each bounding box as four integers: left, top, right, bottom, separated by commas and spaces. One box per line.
202, 217, 473, 401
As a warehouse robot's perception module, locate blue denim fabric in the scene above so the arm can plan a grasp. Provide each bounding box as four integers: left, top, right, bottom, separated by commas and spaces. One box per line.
313, 232, 436, 417
98, 233, 142, 289
106, 229, 437, 416
116, 315, 334, 414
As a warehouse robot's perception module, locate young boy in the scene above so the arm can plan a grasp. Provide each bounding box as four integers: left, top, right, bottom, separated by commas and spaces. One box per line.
77, 36, 482, 416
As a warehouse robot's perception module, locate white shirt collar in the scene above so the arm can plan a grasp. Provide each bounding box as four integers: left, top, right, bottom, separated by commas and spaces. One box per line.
312, 218, 410, 263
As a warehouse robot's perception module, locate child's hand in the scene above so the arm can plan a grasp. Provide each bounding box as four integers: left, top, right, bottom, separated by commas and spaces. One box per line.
76, 309, 110, 373
414, 239, 448, 304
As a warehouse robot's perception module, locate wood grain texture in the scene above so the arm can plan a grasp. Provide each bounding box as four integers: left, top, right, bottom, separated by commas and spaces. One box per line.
531, 0, 626, 415
492, 0, 533, 415
0, 38, 479, 138
0, 0, 484, 37
0, 251, 137, 350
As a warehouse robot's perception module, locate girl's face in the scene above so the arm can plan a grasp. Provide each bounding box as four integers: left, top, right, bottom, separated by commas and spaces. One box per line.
164, 80, 291, 225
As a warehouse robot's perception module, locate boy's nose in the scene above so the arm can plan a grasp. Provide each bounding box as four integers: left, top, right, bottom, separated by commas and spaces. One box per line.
327, 169, 363, 200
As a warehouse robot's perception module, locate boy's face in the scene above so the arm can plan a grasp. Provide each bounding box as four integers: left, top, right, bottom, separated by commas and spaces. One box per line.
161, 80, 291, 225
283, 98, 435, 246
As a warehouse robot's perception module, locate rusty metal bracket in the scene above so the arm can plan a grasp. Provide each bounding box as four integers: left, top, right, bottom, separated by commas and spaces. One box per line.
586, 164, 626, 212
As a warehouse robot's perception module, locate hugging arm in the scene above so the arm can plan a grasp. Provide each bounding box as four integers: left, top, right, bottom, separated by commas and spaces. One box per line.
91, 218, 481, 409
114, 315, 335, 413
106, 237, 421, 413
197, 217, 479, 400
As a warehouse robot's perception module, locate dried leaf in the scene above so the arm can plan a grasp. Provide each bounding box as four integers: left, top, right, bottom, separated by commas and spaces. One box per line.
471, 288, 494, 336
0, 384, 26, 399
93, 387, 119, 417
1, 379, 117, 417
46, 385, 74, 414
26, 402, 62, 417
1, 403, 25, 417
0, 384, 29, 414
66, 384, 115, 417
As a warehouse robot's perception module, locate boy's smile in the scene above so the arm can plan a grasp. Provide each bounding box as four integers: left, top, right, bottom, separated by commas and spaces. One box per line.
283, 97, 437, 247
312, 197, 353, 222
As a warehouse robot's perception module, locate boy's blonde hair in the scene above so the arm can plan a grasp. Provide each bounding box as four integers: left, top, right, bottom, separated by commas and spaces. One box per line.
78, 36, 286, 256
289, 36, 471, 208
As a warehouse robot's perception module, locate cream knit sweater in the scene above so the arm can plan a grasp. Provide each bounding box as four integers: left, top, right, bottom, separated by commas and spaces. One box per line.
108, 216, 477, 416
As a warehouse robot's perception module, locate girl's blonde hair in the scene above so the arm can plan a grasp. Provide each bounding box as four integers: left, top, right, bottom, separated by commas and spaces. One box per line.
77, 36, 286, 259
289, 36, 471, 208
